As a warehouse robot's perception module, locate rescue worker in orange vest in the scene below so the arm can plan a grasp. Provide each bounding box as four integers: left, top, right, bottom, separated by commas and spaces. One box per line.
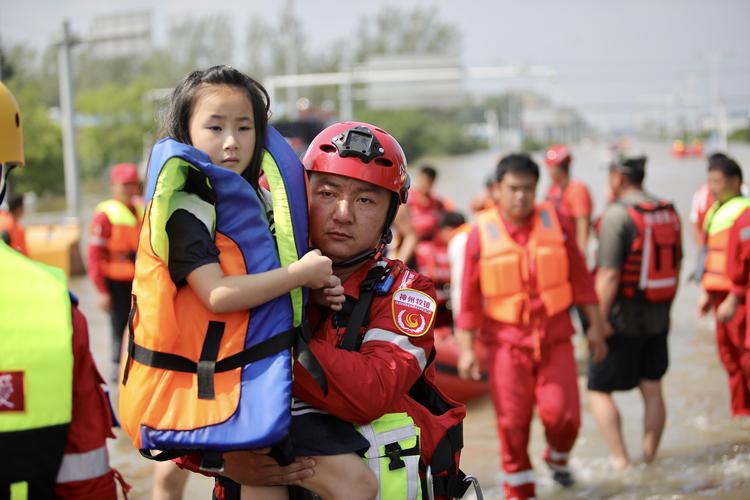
456, 154, 608, 500
544, 144, 593, 254
0, 193, 27, 256
0, 81, 125, 499
699, 153, 750, 416
588, 155, 682, 470
87, 162, 143, 379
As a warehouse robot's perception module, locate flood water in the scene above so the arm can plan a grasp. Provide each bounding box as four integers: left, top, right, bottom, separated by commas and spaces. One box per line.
53, 139, 750, 499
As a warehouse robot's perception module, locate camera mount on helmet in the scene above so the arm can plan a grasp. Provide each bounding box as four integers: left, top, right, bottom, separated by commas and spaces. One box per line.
331, 126, 385, 164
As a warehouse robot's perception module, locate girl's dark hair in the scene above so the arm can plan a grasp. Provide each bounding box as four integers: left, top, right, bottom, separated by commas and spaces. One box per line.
161, 65, 270, 188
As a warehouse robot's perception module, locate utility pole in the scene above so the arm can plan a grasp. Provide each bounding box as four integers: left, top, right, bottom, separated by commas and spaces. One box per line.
706, 51, 728, 151
55, 14, 151, 221
57, 20, 81, 220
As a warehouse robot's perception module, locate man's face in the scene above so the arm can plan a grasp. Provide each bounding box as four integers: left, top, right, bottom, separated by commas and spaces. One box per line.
548, 165, 565, 184
309, 173, 391, 262
415, 173, 434, 196
113, 181, 141, 201
708, 169, 740, 203
493, 172, 537, 221
608, 169, 624, 198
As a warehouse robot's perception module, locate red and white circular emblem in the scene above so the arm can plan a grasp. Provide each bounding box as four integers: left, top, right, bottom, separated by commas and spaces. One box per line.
391, 288, 436, 337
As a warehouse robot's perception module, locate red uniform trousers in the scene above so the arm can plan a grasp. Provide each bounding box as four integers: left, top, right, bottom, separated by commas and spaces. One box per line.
486, 334, 579, 499
710, 293, 750, 416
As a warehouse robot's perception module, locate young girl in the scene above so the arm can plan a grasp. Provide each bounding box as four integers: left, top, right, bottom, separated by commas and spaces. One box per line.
141, 66, 376, 499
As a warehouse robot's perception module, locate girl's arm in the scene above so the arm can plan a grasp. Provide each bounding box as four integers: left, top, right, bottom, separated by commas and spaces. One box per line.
187, 249, 333, 314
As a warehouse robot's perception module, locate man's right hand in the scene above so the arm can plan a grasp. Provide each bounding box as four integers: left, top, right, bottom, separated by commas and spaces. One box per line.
697, 291, 712, 318
457, 349, 481, 381
97, 291, 112, 312
222, 449, 315, 486
290, 249, 333, 289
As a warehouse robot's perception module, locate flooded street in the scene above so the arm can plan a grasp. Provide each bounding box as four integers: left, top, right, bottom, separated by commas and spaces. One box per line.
57, 140, 750, 499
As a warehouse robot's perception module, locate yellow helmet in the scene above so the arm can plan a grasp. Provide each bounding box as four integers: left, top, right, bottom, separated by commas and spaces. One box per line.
0, 82, 24, 167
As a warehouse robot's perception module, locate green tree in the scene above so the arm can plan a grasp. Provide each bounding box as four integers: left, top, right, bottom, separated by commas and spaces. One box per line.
355, 6, 462, 61
76, 79, 156, 178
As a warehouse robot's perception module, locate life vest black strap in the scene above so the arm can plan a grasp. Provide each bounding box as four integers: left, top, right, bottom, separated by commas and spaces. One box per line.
124, 319, 298, 398
339, 263, 390, 352
384, 436, 420, 471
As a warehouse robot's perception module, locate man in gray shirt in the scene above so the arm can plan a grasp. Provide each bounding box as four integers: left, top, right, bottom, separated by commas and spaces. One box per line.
588, 155, 682, 470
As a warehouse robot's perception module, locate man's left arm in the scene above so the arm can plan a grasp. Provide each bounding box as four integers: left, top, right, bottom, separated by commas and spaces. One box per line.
560, 212, 608, 361
293, 275, 437, 424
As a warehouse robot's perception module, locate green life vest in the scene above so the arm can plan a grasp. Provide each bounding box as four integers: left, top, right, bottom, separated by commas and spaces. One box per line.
703, 196, 750, 235
358, 412, 422, 500
0, 241, 74, 497
0, 241, 73, 431
95, 198, 144, 227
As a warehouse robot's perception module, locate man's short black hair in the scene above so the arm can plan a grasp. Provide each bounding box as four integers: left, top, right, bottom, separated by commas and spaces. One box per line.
420, 165, 437, 181
610, 155, 646, 185
440, 211, 466, 229
708, 152, 743, 183
495, 154, 539, 183
7, 194, 23, 212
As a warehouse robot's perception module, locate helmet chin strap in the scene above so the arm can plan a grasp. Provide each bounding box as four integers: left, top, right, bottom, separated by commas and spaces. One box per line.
0, 164, 12, 205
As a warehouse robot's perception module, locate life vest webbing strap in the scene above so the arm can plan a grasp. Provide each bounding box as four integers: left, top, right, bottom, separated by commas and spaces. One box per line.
198, 321, 225, 400
384, 436, 421, 471
127, 327, 296, 374
339, 263, 390, 352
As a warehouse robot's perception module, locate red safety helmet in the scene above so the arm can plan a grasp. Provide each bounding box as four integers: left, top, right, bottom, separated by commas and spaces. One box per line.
303, 122, 409, 204
545, 144, 572, 168
110, 162, 140, 184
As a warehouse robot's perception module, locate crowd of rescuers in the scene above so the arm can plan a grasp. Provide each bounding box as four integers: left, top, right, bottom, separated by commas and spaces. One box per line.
4, 62, 750, 499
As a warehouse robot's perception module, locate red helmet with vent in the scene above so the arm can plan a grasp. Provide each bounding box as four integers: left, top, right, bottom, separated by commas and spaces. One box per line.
302, 122, 409, 204
545, 144, 572, 168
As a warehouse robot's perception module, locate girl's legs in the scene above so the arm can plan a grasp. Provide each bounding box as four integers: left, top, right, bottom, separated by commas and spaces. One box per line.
239, 485, 288, 500
301, 454, 377, 500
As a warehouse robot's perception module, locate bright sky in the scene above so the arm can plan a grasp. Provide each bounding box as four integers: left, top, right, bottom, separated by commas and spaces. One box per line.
2, 0, 749, 130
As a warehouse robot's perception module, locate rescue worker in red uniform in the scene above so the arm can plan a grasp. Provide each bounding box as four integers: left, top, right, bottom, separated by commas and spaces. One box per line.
456, 154, 607, 500
177, 122, 468, 500
407, 166, 450, 242
700, 153, 750, 416
87, 162, 143, 379
588, 156, 682, 470
544, 144, 593, 254
724, 194, 750, 417
0, 194, 27, 256
0, 81, 125, 499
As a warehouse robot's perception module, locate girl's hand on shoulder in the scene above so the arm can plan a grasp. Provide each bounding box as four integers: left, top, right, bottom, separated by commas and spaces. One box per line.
309, 275, 345, 311
322, 275, 345, 311
290, 249, 333, 289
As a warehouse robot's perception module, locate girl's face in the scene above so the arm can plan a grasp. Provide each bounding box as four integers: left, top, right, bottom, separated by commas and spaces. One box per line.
188, 84, 256, 174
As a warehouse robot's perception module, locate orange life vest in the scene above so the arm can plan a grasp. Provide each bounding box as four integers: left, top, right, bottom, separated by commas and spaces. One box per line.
93, 200, 143, 281
619, 200, 682, 302
0, 210, 27, 256
702, 196, 750, 292
476, 203, 573, 324
119, 129, 309, 454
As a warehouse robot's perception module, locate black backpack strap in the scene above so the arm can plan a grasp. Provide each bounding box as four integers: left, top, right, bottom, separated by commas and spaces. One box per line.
338, 263, 390, 352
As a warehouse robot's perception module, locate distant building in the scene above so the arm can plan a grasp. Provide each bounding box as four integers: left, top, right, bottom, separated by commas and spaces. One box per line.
362, 55, 465, 110
87, 10, 152, 59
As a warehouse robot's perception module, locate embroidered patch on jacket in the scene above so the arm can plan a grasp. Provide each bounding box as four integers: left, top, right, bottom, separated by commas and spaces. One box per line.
392, 288, 436, 337
0, 371, 25, 412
